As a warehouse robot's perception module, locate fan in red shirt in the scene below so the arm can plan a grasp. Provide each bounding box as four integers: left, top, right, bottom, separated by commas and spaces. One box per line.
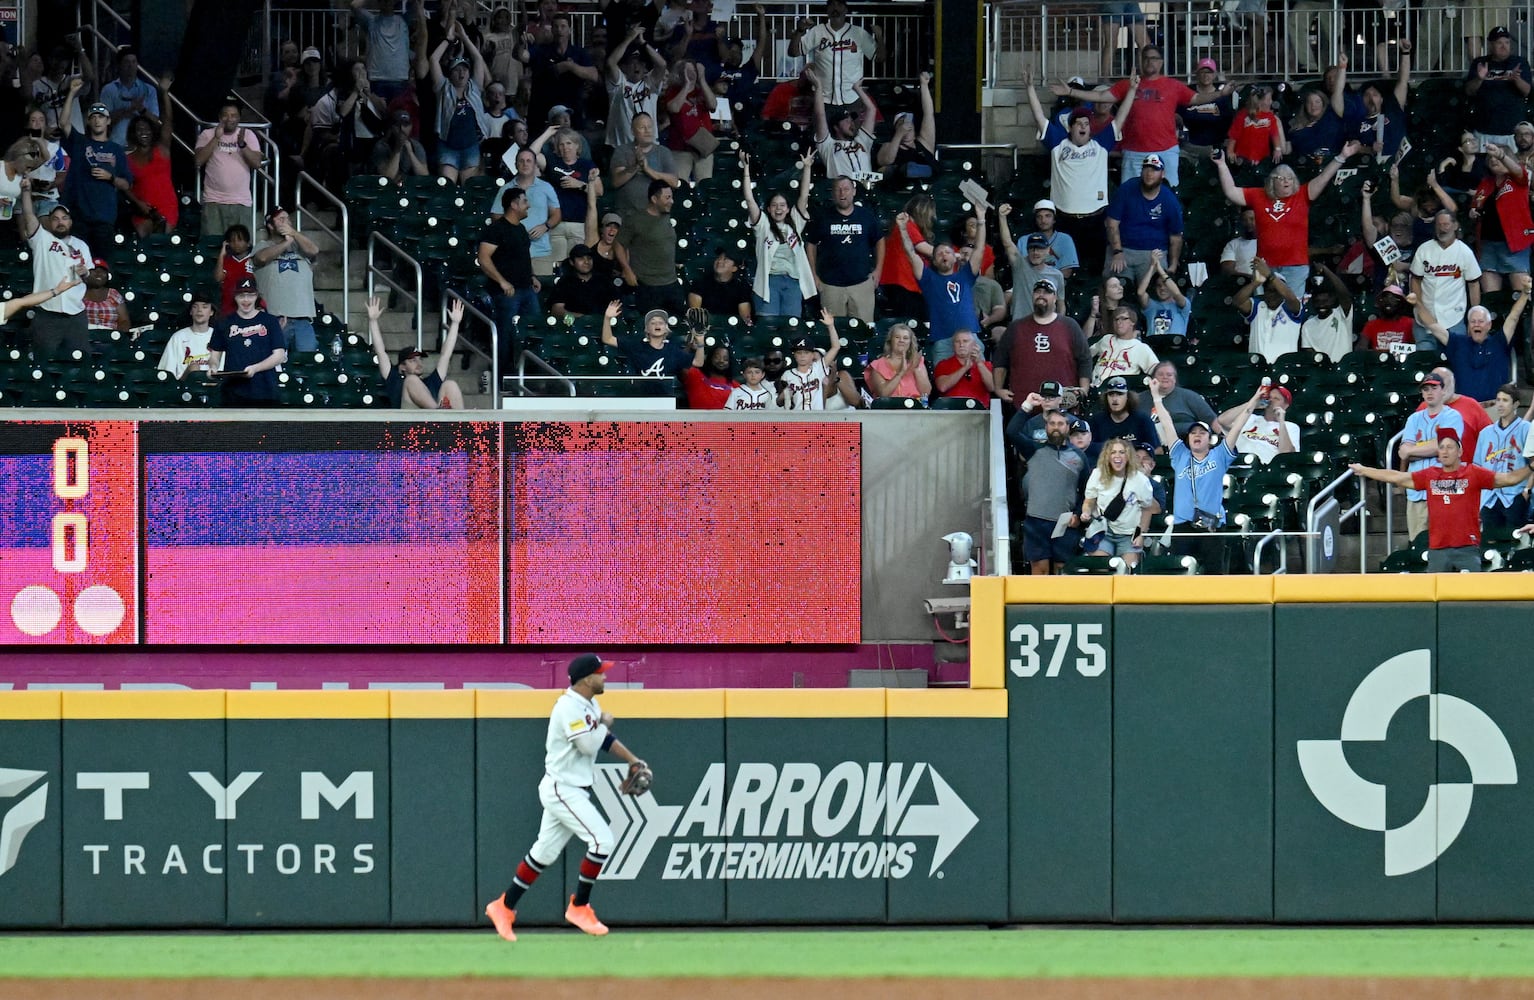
680, 342, 739, 409
1470, 143, 1534, 291
1213, 140, 1360, 289
1361, 284, 1415, 351
932, 330, 995, 404
1351, 426, 1529, 571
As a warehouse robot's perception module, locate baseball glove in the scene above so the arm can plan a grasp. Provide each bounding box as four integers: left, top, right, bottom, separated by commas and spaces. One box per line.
619, 760, 654, 796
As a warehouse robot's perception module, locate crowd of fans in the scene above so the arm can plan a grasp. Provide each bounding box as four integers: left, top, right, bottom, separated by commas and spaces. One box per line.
9, 3, 1534, 571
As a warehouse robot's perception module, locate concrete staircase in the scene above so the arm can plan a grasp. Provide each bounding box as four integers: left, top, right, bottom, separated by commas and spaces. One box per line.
301, 202, 496, 409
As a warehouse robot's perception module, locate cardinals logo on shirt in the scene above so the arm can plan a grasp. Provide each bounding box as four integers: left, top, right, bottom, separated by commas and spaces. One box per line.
1265, 198, 1292, 222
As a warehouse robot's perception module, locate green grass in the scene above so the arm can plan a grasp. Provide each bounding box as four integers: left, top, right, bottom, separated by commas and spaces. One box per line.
1, 928, 1534, 979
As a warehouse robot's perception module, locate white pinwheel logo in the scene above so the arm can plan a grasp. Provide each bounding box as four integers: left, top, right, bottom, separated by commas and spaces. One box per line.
1297, 650, 1516, 876
0, 767, 49, 877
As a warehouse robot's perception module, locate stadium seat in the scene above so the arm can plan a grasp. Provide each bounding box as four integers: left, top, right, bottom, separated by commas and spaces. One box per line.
1138, 553, 1200, 575
1063, 554, 1127, 575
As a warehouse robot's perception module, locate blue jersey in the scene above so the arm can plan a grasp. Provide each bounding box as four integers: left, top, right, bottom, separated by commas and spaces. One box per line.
1401, 406, 1467, 502
1475, 417, 1529, 508
1107, 179, 1183, 253
1169, 439, 1236, 524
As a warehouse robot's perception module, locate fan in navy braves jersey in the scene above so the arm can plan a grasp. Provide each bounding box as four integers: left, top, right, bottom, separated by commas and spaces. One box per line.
781, 309, 843, 410
485, 653, 649, 942
208, 277, 287, 407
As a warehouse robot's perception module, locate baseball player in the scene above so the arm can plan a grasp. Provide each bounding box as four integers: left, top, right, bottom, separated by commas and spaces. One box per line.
485, 653, 649, 941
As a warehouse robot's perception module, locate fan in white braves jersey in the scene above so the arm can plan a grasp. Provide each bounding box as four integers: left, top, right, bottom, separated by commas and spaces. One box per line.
725, 356, 781, 410
780, 308, 842, 410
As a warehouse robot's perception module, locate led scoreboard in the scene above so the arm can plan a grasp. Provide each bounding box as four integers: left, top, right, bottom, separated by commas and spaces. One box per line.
0, 420, 862, 646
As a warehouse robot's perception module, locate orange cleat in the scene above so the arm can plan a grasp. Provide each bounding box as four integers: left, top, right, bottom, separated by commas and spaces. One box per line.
564, 896, 609, 936
485, 893, 517, 942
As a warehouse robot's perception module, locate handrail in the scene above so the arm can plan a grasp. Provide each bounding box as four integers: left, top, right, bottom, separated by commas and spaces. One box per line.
1252, 528, 1297, 574
294, 171, 350, 326
442, 288, 500, 408
517, 350, 577, 399
1305, 468, 1369, 574
366, 231, 424, 356
986, 398, 1011, 576
1383, 429, 1406, 554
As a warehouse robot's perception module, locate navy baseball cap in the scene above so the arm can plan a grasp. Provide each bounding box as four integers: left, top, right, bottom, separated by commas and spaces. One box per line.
569, 653, 612, 683
1069, 417, 1090, 434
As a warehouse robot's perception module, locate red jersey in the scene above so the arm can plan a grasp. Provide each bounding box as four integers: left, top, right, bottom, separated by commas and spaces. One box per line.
680, 367, 737, 409
1411, 463, 1496, 549
1363, 315, 1413, 351
1109, 75, 1193, 151
1473, 167, 1534, 253
1228, 111, 1280, 162
1245, 186, 1311, 267
933, 356, 993, 404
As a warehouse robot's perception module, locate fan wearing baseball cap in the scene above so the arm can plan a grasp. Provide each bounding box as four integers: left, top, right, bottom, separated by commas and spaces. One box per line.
1352, 426, 1530, 572
209, 277, 287, 407
1396, 371, 1468, 544
58, 75, 131, 257
1148, 374, 1250, 573
1021, 70, 1140, 274
1468, 26, 1530, 150
81, 256, 129, 334
1104, 127, 1184, 287
1055, 45, 1195, 186
600, 299, 704, 390
366, 294, 466, 409
996, 203, 1065, 323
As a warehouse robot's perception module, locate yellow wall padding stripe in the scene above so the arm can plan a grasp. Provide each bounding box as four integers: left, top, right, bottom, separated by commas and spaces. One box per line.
0, 690, 61, 720
390, 690, 476, 719
968, 575, 1005, 689
63, 690, 224, 720
597, 689, 725, 719
1273, 573, 1438, 604
1004, 576, 1114, 605
726, 688, 887, 718
226, 690, 389, 720
886, 688, 1007, 718
1114, 575, 1274, 604
476, 689, 561, 719
1435, 573, 1534, 602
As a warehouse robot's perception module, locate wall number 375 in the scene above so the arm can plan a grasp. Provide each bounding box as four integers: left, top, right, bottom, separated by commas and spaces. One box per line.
1008, 623, 1107, 678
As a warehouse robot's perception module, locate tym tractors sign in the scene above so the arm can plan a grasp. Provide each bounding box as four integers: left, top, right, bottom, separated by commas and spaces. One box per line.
2, 768, 378, 878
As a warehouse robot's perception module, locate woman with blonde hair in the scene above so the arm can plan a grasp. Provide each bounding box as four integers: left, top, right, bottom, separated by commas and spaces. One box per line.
865, 322, 931, 400
0, 134, 46, 223
1081, 436, 1159, 568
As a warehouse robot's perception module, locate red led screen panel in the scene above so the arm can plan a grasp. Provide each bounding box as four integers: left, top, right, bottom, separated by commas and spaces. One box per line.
142, 421, 502, 644
0, 421, 139, 644
505, 421, 861, 643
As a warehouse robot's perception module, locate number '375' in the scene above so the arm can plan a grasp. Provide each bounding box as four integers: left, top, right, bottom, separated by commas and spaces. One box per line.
1009, 623, 1107, 678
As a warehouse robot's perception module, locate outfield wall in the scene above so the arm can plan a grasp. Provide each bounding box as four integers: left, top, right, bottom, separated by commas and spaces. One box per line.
974, 574, 1534, 923
0, 688, 1007, 928
4, 574, 1534, 927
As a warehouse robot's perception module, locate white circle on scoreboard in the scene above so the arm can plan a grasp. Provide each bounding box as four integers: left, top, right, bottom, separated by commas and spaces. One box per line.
12, 585, 63, 636
74, 585, 126, 636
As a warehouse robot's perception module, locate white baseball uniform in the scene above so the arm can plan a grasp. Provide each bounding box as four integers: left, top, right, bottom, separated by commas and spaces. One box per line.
529, 687, 616, 864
